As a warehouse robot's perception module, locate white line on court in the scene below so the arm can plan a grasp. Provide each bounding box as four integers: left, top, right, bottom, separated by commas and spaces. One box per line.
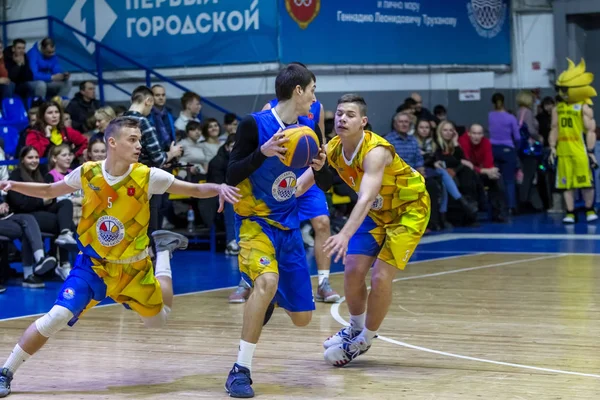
329, 253, 600, 379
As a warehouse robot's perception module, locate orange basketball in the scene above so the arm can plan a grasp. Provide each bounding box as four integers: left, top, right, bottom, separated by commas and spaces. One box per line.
281, 125, 320, 169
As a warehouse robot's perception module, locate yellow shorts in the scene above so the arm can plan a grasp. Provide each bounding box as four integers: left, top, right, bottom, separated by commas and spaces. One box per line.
56, 254, 163, 324
347, 193, 431, 270
236, 218, 315, 312
556, 155, 593, 190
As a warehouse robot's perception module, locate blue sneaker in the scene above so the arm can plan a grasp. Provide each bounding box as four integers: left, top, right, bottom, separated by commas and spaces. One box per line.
0, 368, 13, 398
225, 363, 254, 398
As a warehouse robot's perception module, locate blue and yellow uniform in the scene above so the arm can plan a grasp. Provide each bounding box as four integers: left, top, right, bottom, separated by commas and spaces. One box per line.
268, 98, 329, 221
555, 101, 592, 189
56, 162, 162, 325
327, 131, 430, 269
234, 109, 315, 312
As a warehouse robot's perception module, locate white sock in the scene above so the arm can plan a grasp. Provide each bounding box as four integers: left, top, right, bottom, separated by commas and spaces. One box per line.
154, 250, 172, 279
236, 340, 256, 371
358, 327, 377, 346
33, 250, 44, 264
317, 270, 330, 285
3, 344, 31, 374
23, 266, 33, 278
349, 313, 366, 332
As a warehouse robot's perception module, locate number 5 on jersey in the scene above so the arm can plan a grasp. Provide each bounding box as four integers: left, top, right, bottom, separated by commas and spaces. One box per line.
107, 197, 113, 209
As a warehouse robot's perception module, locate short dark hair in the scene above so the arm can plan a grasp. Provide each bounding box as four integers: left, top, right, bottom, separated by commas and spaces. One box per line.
288, 62, 316, 82
41, 37, 55, 49
275, 64, 314, 101
12, 38, 25, 47
181, 91, 201, 109
151, 84, 164, 91
433, 105, 447, 116
337, 94, 368, 116
201, 118, 220, 139
104, 116, 141, 140
131, 86, 153, 104
185, 120, 202, 133
79, 80, 94, 91
224, 113, 237, 125
403, 97, 417, 107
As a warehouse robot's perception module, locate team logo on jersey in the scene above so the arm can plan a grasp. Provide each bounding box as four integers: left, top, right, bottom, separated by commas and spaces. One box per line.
127, 187, 136, 196
96, 215, 125, 247
573, 104, 582, 111
272, 171, 297, 202
286, 0, 321, 29
62, 287, 75, 300
467, 0, 507, 39
259, 256, 271, 266
371, 194, 384, 210
308, 112, 314, 120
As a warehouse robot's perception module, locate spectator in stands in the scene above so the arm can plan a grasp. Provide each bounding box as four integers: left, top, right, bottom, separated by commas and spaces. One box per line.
174, 91, 201, 133
150, 84, 176, 146
7, 146, 76, 279
0, 195, 57, 288
537, 96, 555, 147
86, 137, 106, 162
434, 121, 480, 226
113, 105, 127, 117
46, 144, 82, 225
25, 101, 88, 162
0, 42, 14, 101
221, 112, 238, 143
62, 111, 72, 128
488, 92, 520, 214
4, 39, 34, 100
200, 118, 222, 162
434, 105, 447, 122
65, 81, 100, 132
178, 120, 208, 176
411, 92, 438, 126
385, 112, 425, 173
459, 123, 506, 222
88, 106, 116, 142
0, 146, 7, 180
27, 37, 71, 99
516, 90, 540, 141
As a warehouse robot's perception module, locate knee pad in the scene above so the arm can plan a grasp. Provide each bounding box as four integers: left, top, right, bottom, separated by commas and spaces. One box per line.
141, 305, 171, 329
35, 305, 74, 338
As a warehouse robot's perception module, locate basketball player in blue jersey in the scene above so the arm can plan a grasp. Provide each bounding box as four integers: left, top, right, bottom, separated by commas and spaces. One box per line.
224, 64, 332, 398
260, 64, 340, 304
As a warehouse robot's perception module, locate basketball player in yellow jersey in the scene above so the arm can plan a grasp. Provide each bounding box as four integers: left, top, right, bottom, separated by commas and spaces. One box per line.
297, 94, 430, 366
0, 117, 240, 397
550, 58, 598, 224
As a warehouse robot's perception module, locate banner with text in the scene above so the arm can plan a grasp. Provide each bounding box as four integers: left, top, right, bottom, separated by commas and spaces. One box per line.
48, 0, 278, 71
279, 0, 511, 65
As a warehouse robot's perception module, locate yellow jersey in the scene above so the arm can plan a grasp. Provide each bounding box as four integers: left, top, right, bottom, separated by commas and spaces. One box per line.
556, 101, 587, 156
327, 130, 427, 227
77, 162, 151, 261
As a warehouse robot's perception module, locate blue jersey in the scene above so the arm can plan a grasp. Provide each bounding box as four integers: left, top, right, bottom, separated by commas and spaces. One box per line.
269, 98, 321, 129
234, 109, 313, 230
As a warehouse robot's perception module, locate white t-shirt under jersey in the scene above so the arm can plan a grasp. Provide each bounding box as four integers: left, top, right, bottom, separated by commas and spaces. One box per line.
64, 160, 175, 196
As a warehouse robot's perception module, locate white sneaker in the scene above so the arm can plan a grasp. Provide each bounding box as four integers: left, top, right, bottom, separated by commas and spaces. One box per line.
323, 326, 361, 349
55, 263, 72, 281
586, 211, 598, 222
301, 224, 314, 247
55, 231, 78, 252
324, 336, 371, 367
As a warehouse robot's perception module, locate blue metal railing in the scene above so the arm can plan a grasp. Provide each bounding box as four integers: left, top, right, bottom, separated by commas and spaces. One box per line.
0, 16, 237, 117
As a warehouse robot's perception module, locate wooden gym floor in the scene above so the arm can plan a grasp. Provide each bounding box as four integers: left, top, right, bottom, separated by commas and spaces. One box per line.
2, 250, 600, 399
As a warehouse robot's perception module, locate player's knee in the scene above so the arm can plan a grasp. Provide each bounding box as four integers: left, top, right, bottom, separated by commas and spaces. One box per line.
141, 305, 171, 329
253, 273, 278, 299
311, 215, 330, 233
35, 305, 73, 338
290, 311, 312, 327
370, 268, 395, 289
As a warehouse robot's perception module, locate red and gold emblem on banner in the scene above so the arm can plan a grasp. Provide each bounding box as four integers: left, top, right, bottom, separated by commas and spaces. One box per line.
286, 0, 321, 29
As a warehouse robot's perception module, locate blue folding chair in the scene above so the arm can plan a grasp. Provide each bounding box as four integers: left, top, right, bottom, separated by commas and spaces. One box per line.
2, 97, 27, 122
0, 125, 18, 157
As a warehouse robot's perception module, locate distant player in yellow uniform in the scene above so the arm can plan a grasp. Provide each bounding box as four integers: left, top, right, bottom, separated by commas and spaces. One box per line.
298, 94, 430, 366
0, 117, 240, 397
550, 58, 598, 223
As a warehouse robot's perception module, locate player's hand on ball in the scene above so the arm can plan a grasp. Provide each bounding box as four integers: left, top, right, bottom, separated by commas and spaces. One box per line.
217, 184, 242, 213
260, 129, 289, 161
324, 232, 350, 264
310, 145, 327, 171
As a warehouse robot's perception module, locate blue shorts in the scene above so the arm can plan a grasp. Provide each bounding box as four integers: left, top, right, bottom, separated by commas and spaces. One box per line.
236, 217, 315, 313
297, 185, 329, 221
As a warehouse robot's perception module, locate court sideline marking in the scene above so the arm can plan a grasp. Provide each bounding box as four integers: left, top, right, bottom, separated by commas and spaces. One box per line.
330, 253, 600, 379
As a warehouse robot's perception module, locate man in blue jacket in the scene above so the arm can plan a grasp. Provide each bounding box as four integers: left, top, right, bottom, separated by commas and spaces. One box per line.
27, 37, 71, 99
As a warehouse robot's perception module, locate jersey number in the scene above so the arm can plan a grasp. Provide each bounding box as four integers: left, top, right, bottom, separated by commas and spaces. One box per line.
107, 197, 113, 209
560, 117, 574, 128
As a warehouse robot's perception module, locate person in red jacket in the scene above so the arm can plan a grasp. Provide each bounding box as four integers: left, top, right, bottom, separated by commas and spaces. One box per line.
458, 124, 506, 221
25, 101, 88, 163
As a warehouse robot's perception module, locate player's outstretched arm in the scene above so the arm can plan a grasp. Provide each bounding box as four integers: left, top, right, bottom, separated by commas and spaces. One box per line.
167, 179, 241, 212
323, 147, 390, 263
0, 179, 75, 200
